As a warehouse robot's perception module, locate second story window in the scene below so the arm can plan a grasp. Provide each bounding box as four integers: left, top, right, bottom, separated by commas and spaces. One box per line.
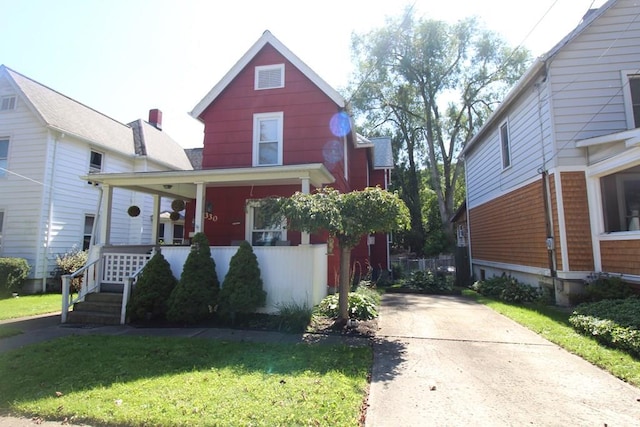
253, 112, 283, 166
500, 121, 511, 169
89, 150, 103, 174
0, 137, 9, 177
255, 64, 284, 90
629, 75, 640, 128
0, 96, 16, 111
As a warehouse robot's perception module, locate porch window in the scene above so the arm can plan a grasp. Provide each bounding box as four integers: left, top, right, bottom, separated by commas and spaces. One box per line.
600, 166, 640, 232
0, 137, 8, 177
247, 202, 286, 246
255, 64, 285, 90
253, 112, 283, 166
0, 96, 15, 111
83, 215, 95, 250
500, 121, 511, 169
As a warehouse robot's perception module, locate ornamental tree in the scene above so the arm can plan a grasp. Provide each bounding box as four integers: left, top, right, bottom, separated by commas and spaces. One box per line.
263, 186, 410, 322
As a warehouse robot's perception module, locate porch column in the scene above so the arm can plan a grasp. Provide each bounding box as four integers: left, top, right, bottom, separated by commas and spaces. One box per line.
151, 194, 161, 244
194, 182, 205, 235
300, 177, 310, 245
99, 184, 113, 245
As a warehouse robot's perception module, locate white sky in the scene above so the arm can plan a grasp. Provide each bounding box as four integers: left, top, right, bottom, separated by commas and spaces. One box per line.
1, 0, 607, 148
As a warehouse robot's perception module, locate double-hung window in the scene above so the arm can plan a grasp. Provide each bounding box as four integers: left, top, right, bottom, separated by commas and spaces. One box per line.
0, 138, 8, 177
500, 121, 511, 169
253, 112, 283, 166
622, 71, 640, 129
89, 150, 103, 173
246, 201, 286, 246
83, 215, 95, 250
0, 96, 16, 111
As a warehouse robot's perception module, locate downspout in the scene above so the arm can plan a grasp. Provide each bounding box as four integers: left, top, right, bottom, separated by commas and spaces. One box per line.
42, 133, 59, 292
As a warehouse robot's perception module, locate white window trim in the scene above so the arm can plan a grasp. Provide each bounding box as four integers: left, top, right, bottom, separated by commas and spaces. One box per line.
0, 95, 16, 112
0, 209, 4, 252
89, 149, 104, 174
253, 112, 283, 166
82, 214, 95, 250
621, 70, 640, 130
500, 120, 512, 170
245, 200, 287, 246
0, 136, 9, 178
254, 64, 285, 90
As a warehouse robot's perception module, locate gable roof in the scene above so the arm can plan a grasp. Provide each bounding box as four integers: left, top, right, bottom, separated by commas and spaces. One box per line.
462, 0, 618, 156
128, 119, 193, 170
190, 30, 347, 120
1, 65, 134, 156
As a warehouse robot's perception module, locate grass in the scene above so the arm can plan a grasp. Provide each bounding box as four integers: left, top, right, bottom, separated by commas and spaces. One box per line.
0, 293, 61, 321
0, 335, 371, 426
463, 289, 640, 387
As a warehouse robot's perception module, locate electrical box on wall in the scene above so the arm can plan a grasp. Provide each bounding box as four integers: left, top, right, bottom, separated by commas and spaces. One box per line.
546, 237, 554, 250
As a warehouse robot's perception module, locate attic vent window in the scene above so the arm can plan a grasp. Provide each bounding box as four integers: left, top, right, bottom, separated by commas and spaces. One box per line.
255, 64, 284, 90
0, 96, 16, 111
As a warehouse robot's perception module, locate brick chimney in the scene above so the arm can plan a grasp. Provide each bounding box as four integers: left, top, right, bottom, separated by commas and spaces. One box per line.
149, 109, 162, 131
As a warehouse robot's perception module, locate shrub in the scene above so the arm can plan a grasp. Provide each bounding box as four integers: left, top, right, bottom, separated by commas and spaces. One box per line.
218, 241, 266, 321
127, 251, 177, 322
584, 274, 632, 302
276, 302, 312, 333
570, 298, 640, 357
472, 275, 540, 304
316, 292, 378, 321
355, 281, 381, 305
403, 270, 453, 293
0, 258, 30, 295
53, 246, 88, 292
166, 233, 219, 324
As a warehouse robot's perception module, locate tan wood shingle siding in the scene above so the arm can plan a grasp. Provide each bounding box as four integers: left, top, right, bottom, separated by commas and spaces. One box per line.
601, 240, 640, 275
469, 180, 549, 268
560, 172, 595, 271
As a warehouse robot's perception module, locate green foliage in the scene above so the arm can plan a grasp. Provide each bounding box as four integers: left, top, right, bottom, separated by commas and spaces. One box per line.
584, 274, 632, 302
570, 298, 640, 358
53, 246, 87, 292
127, 251, 177, 322
354, 281, 381, 305
0, 258, 30, 295
275, 302, 312, 333
472, 275, 541, 303
403, 270, 453, 293
167, 233, 219, 324
219, 241, 266, 318
316, 290, 379, 321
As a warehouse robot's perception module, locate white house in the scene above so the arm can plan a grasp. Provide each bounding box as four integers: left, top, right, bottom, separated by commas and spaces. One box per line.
461, 0, 640, 304
0, 65, 192, 292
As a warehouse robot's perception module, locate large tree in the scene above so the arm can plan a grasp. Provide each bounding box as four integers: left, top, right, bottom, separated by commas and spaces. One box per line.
264, 187, 409, 322
349, 8, 530, 250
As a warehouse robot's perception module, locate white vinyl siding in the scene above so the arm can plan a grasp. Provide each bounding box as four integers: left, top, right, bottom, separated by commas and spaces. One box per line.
253, 112, 283, 166
255, 64, 284, 90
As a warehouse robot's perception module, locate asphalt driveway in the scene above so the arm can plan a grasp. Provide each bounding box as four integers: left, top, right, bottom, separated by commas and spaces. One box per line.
366, 293, 640, 426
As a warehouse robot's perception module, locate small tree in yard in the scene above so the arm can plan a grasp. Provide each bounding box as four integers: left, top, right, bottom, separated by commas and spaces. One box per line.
263, 186, 410, 324
219, 241, 266, 322
127, 251, 177, 322
167, 233, 219, 324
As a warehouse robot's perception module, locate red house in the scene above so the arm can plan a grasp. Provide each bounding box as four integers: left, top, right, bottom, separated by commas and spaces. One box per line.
65, 31, 393, 323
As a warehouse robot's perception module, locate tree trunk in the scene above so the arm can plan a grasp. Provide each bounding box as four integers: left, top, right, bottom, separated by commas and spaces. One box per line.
338, 245, 352, 321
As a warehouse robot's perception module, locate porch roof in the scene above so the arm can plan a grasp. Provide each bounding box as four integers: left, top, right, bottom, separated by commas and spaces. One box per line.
576, 128, 640, 149
82, 163, 335, 199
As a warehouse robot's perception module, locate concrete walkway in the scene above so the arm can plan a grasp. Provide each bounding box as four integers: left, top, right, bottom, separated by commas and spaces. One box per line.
3, 295, 640, 426
366, 293, 640, 426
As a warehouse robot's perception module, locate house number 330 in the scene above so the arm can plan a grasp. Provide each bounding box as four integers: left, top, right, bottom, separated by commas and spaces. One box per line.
204, 213, 218, 222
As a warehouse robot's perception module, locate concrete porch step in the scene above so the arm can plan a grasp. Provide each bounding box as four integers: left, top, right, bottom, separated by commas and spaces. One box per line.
66, 310, 121, 325
67, 292, 123, 325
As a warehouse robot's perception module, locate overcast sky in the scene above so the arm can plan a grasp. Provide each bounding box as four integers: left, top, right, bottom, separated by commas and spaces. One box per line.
1, 0, 606, 148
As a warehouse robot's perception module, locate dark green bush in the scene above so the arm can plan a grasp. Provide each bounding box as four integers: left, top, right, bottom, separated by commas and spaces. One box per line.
218, 241, 266, 320
472, 275, 540, 303
403, 270, 453, 293
127, 251, 177, 322
316, 291, 378, 321
569, 298, 640, 357
584, 274, 632, 302
0, 258, 30, 295
167, 233, 219, 324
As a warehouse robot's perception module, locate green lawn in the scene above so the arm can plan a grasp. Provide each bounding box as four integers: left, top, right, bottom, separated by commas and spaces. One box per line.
0, 335, 371, 426
463, 289, 640, 387
0, 293, 61, 321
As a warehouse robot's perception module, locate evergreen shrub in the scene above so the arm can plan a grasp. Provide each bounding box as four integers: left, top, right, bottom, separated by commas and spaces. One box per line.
0, 258, 30, 296
219, 241, 266, 320
127, 251, 177, 322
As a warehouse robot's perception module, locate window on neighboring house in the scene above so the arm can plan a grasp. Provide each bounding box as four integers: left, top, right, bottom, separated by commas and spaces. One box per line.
159, 222, 184, 245
255, 64, 284, 90
82, 215, 95, 250
500, 121, 511, 169
172, 224, 184, 245
0, 138, 8, 177
253, 112, 283, 166
89, 150, 103, 173
246, 202, 286, 246
0, 210, 4, 250
600, 166, 640, 232
0, 96, 16, 111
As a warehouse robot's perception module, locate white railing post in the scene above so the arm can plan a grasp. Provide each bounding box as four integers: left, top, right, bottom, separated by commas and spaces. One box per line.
121, 277, 133, 325
61, 275, 70, 323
